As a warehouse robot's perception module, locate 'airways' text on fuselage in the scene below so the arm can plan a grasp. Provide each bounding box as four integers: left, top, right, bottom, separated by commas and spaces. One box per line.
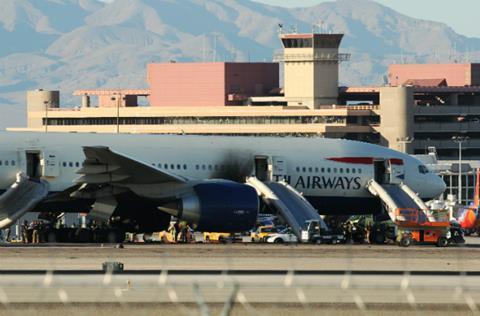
272, 175, 362, 190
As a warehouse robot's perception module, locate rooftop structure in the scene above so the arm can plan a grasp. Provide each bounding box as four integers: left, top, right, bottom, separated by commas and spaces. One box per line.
147, 62, 279, 107
388, 63, 480, 87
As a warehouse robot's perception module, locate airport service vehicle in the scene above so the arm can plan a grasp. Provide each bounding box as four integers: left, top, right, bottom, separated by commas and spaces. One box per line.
251, 226, 281, 242
395, 209, 452, 247
267, 228, 298, 243
203, 232, 231, 243
398, 227, 451, 247
0, 132, 445, 237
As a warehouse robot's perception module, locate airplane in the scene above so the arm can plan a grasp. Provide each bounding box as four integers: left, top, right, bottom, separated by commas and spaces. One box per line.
0, 131, 446, 235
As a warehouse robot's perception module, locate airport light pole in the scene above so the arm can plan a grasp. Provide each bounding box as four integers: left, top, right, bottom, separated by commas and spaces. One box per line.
452, 135, 469, 204
44, 100, 49, 133
396, 136, 414, 154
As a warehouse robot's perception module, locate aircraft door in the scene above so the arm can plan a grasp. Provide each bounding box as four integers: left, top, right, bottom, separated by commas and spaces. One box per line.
25, 151, 42, 180
254, 156, 271, 182
373, 159, 387, 184
388, 159, 404, 184
23, 150, 60, 179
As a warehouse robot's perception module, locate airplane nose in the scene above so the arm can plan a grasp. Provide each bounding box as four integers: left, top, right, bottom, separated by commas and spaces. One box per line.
432, 175, 446, 197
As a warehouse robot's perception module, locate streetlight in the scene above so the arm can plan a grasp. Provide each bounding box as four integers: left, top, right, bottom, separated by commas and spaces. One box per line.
452, 135, 469, 204
44, 100, 49, 133
396, 136, 414, 153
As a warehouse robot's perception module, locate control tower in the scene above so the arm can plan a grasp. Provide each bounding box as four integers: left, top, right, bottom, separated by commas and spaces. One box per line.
278, 33, 349, 109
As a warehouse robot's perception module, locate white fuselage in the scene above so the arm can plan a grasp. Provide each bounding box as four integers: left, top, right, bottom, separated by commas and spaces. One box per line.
0, 132, 445, 209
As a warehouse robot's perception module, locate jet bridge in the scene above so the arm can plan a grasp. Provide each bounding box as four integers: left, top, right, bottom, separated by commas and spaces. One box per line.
247, 177, 328, 241
366, 180, 433, 224
0, 172, 49, 229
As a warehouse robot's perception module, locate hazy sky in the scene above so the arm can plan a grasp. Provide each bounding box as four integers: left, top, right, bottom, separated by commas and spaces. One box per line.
254, 0, 480, 38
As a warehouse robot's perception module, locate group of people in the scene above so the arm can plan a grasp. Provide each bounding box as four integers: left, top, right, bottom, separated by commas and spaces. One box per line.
0, 220, 48, 243
21, 220, 48, 243
167, 221, 192, 243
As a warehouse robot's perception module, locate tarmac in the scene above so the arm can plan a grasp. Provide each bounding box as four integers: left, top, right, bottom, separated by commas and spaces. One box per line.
0, 237, 479, 271
1, 238, 480, 315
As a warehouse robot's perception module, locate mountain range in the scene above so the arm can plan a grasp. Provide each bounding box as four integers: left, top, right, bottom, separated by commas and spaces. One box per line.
1, 0, 479, 129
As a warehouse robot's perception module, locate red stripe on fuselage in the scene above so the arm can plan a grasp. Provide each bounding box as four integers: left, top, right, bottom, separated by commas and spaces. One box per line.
389, 158, 404, 165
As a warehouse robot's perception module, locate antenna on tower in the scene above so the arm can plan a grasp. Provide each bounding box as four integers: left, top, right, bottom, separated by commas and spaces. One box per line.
277, 23, 284, 35
312, 20, 324, 34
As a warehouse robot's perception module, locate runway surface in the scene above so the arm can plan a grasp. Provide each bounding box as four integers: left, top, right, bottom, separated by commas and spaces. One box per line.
0, 237, 479, 271
1, 239, 480, 315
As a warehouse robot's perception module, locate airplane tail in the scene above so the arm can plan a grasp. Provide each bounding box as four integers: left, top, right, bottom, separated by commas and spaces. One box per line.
458, 208, 477, 230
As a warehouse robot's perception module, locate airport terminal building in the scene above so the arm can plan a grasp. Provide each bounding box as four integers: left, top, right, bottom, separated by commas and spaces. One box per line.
9, 32, 480, 204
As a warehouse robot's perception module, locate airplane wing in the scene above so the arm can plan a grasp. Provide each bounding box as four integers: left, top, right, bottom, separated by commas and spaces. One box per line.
76, 146, 188, 185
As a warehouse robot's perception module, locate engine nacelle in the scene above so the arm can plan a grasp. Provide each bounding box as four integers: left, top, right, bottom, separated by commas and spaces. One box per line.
167, 181, 259, 232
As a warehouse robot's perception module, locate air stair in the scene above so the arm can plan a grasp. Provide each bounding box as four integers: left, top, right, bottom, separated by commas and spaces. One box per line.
247, 177, 328, 241
366, 179, 448, 227
0, 172, 49, 229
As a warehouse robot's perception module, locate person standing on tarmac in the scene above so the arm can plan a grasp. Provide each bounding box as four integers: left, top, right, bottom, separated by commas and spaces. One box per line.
174, 221, 180, 242
32, 220, 40, 244
168, 222, 176, 243
4, 227, 10, 242
22, 220, 29, 243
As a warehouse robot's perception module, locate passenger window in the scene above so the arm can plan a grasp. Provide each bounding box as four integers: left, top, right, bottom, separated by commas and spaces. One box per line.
358, 168, 362, 174
296, 167, 300, 172
339, 168, 343, 173
11, 160, 15, 166
0, 161, 2, 166
69, 162, 73, 167
327, 168, 331, 173
164, 164, 168, 169
346, 168, 350, 174
308, 167, 312, 172
5, 161, 8, 166
302, 167, 306, 172
177, 164, 181, 170
158, 164, 162, 169
183, 164, 187, 170
321, 168, 325, 173
202, 165, 206, 170
170, 164, 174, 169
196, 165, 199, 170
75, 162, 80, 167
214, 165, 218, 171
208, 165, 212, 170
315, 167, 319, 173
352, 168, 355, 174
333, 168, 337, 173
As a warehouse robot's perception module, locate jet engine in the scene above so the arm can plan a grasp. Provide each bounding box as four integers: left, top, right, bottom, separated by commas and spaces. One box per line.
159, 181, 259, 232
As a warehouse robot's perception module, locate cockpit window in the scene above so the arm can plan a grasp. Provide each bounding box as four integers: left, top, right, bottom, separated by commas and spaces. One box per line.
418, 165, 429, 174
